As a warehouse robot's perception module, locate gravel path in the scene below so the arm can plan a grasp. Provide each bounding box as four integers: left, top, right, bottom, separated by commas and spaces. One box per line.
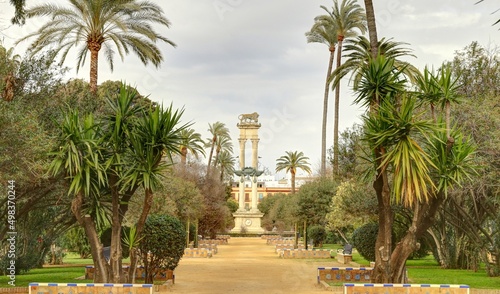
169, 237, 342, 293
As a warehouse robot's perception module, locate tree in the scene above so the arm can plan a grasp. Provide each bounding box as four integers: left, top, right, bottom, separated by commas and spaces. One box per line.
296, 177, 337, 226
324, 0, 366, 175
354, 53, 476, 283
17, 0, 175, 93
139, 214, 186, 284
179, 128, 206, 165
215, 150, 235, 182
306, 7, 338, 176
206, 121, 230, 175
9, 0, 26, 25
48, 83, 188, 283
275, 151, 312, 194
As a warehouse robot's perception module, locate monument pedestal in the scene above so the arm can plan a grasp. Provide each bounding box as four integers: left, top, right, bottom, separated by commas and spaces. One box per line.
231, 211, 265, 234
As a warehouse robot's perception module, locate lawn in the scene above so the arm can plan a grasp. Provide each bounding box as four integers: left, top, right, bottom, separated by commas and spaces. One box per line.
318, 244, 500, 289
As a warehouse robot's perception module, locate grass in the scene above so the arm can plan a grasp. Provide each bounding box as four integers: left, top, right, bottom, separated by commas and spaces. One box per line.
2, 249, 500, 289
318, 245, 500, 289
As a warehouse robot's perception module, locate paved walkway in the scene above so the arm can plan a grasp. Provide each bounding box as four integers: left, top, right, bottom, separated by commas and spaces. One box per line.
170, 237, 342, 293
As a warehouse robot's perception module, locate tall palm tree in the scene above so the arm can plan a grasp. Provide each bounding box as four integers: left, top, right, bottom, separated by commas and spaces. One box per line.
324, 0, 366, 175
213, 134, 233, 169
216, 150, 235, 182
206, 121, 229, 175
305, 11, 338, 176
17, 0, 175, 93
363, 0, 378, 58
275, 151, 312, 194
178, 128, 206, 165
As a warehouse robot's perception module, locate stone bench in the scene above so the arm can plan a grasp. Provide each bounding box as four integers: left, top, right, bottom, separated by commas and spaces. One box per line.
317, 267, 373, 284
266, 238, 294, 245
279, 249, 332, 259
199, 239, 227, 245
29, 283, 154, 294
183, 247, 213, 258
84, 266, 174, 283
336, 253, 352, 264
275, 243, 304, 252
343, 283, 470, 294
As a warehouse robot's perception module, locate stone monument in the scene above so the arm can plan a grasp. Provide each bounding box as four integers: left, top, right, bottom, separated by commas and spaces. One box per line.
230, 112, 265, 234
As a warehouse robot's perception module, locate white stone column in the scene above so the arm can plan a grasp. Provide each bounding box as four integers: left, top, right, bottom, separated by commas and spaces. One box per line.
238, 176, 245, 211
239, 139, 246, 169
251, 176, 258, 212
251, 139, 259, 168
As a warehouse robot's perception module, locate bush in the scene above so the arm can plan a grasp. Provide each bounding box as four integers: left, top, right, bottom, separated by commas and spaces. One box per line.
351, 222, 378, 262
140, 214, 186, 284
307, 225, 327, 247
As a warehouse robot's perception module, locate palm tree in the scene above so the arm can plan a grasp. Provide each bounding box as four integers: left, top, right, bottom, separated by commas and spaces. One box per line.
363, 0, 378, 58
206, 121, 230, 175
0, 44, 21, 102
216, 150, 235, 182
178, 128, 206, 165
275, 151, 312, 194
9, 0, 26, 24
17, 0, 175, 93
213, 133, 233, 169
305, 10, 338, 176
323, 0, 366, 175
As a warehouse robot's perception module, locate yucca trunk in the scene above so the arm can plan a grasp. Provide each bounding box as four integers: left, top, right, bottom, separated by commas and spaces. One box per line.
109, 175, 123, 283
128, 188, 154, 283
71, 192, 109, 282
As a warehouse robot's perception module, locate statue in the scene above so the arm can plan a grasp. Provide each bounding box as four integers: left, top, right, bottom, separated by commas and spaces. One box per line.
238, 112, 259, 124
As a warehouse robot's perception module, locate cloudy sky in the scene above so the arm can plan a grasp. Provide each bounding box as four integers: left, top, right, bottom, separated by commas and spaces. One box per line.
0, 0, 498, 176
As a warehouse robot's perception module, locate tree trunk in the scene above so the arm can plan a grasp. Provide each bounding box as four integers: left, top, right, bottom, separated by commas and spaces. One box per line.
71, 192, 109, 282
109, 177, 123, 283
186, 218, 190, 247
207, 136, 216, 175
291, 171, 296, 194
89, 48, 99, 94
321, 46, 336, 176
333, 37, 344, 175
128, 188, 154, 283
181, 147, 187, 165
363, 0, 379, 58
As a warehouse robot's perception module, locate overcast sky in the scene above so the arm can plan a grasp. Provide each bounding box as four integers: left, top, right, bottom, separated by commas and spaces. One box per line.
0, 0, 498, 176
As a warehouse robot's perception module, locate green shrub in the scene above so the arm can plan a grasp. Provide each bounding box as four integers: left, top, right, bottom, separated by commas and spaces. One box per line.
351, 222, 378, 262
140, 214, 186, 284
307, 225, 327, 247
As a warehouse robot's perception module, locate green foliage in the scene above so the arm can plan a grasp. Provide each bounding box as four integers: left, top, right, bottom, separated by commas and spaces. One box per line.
139, 214, 186, 283
100, 226, 132, 258
296, 177, 337, 225
259, 193, 299, 232
307, 225, 327, 247
60, 227, 91, 259
351, 222, 378, 262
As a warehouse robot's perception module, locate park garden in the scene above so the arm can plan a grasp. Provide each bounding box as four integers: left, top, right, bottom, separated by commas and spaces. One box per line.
0, 0, 499, 292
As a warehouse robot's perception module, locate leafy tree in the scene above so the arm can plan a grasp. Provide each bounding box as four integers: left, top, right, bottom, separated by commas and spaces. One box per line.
17, 0, 175, 93
307, 225, 327, 247
60, 227, 91, 259
351, 222, 378, 262
139, 214, 186, 284
275, 151, 312, 194
48, 83, 188, 283
296, 177, 337, 226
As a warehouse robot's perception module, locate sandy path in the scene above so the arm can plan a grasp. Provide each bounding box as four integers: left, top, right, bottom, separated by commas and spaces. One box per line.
170, 237, 340, 293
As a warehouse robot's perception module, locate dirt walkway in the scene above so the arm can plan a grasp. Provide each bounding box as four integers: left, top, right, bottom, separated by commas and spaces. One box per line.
170, 237, 342, 293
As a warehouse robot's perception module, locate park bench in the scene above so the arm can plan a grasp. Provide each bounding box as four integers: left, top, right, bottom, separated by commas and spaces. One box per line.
183, 247, 213, 258
336, 244, 353, 264
343, 283, 470, 294
279, 249, 332, 259
275, 243, 305, 252
29, 283, 155, 294
317, 267, 373, 284
84, 266, 174, 283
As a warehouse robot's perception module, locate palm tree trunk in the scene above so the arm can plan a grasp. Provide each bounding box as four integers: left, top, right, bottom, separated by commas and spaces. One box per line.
89, 48, 99, 94
333, 38, 344, 175
291, 171, 296, 194
181, 147, 188, 165
207, 136, 216, 175
364, 0, 379, 58
321, 47, 336, 176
